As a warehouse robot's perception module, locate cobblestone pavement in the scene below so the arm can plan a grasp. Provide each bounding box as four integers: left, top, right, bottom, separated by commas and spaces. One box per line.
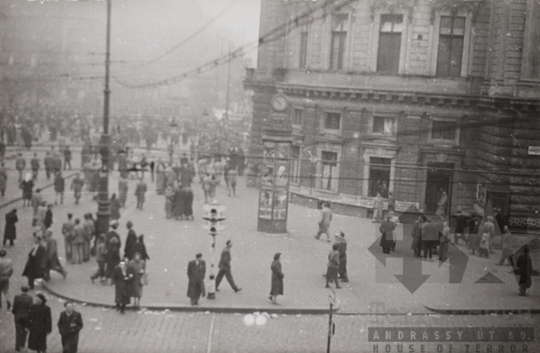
1, 300, 538, 353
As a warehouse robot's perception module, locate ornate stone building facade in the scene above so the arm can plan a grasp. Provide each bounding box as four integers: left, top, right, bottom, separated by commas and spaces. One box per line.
245, 0, 540, 231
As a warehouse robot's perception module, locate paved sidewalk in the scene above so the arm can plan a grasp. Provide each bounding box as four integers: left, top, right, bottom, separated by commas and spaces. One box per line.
31, 170, 539, 315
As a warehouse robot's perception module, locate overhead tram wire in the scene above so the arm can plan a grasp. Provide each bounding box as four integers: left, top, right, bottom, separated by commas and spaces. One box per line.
113, 0, 357, 89
136, 0, 243, 68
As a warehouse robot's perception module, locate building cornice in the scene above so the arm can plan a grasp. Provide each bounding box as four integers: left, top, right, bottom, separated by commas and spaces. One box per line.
244, 79, 540, 112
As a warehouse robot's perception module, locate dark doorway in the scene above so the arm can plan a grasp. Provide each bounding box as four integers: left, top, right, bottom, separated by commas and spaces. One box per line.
425, 163, 454, 216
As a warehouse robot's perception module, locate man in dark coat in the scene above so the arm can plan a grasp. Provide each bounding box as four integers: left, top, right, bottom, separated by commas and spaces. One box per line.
106, 221, 122, 280
28, 293, 52, 353
58, 302, 83, 353
187, 253, 206, 305
12, 286, 33, 351
44, 230, 67, 280
215, 240, 242, 293
123, 221, 137, 260
174, 184, 184, 220
22, 235, 47, 289
517, 245, 533, 296
422, 220, 441, 260
113, 260, 132, 314
54, 172, 65, 205
379, 216, 396, 254
3, 208, 18, 246
30, 153, 40, 180
44, 204, 53, 229
63, 146, 72, 170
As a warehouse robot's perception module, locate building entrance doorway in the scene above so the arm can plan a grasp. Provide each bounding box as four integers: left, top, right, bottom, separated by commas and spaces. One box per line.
424, 163, 454, 216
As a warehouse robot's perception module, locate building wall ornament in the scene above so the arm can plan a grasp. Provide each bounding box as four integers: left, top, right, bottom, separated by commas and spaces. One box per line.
370, 0, 417, 22
430, 0, 484, 25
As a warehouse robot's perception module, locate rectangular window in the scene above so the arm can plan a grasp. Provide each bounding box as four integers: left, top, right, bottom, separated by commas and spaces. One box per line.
373, 117, 394, 134
293, 108, 303, 126
431, 120, 457, 140
377, 14, 403, 74
522, 0, 540, 79
291, 146, 301, 184
436, 16, 465, 77
329, 14, 348, 70
369, 157, 391, 198
300, 31, 309, 69
320, 151, 338, 192
325, 112, 341, 130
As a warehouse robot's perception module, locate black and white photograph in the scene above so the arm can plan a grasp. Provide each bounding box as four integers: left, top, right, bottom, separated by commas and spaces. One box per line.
0, 0, 539, 352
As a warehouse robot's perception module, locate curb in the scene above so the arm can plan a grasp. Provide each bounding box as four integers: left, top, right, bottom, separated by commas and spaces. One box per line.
424, 306, 540, 315
40, 281, 336, 315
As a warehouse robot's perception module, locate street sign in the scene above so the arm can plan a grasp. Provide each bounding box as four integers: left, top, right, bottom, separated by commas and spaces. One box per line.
528, 146, 540, 155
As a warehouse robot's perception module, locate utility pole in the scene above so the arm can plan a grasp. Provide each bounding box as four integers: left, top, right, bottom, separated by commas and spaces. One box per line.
97, 0, 112, 237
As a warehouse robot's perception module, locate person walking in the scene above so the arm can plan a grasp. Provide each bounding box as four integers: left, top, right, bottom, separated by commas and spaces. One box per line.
31, 153, 40, 180
314, 202, 333, 242
20, 173, 34, 207
105, 221, 122, 280
325, 243, 341, 289
44, 204, 53, 230
90, 234, 107, 283
15, 153, 26, 182
118, 176, 128, 207
269, 252, 284, 305
173, 183, 184, 220
155, 158, 166, 194
61, 214, 75, 264
71, 174, 84, 204
165, 184, 175, 219
3, 209, 18, 246
71, 219, 85, 265
379, 215, 396, 254
63, 146, 72, 170
517, 245, 533, 296
202, 174, 212, 204
128, 252, 146, 308
411, 216, 423, 258
82, 214, 95, 262
12, 286, 33, 351
31, 189, 43, 221
497, 226, 516, 266
336, 232, 348, 282
183, 185, 194, 220
226, 167, 238, 197
187, 253, 206, 306
0, 249, 13, 309
454, 207, 469, 245
421, 220, 440, 261
28, 293, 52, 353
22, 235, 47, 289
57, 302, 83, 353
113, 259, 132, 314
0, 162, 7, 196
135, 177, 147, 210
215, 240, 242, 293
54, 172, 65, 205
44, 230, 67, 280
124, 221, 137, 260
110, 194, 121, 221
479, 216, 496, 254
439, 221, 451, 262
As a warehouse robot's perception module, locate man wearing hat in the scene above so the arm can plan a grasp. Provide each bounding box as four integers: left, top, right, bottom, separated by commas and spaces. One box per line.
336, 232, 348, 282
0, 249, 13, 309
12, 286, 33, 351
215, 240, 242, 293
187, 253, 206, 305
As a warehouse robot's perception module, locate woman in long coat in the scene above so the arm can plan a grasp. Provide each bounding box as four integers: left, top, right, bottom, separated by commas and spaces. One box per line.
113, 260, 132, 313
28, 293, 52, 353
270, 253, 284, 304
22, 235, 48, 289
3, 208, 18, 246
183, 186, 194, 220
517, 246, 533, 296
127, 252, 146, 308
109, 194, 121, 220
174, 183, 184, 220
133, 235, 150, 262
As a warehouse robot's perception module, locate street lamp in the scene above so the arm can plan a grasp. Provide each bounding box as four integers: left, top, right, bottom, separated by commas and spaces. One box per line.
203, 202, 225, 299
96, 0, 112, 237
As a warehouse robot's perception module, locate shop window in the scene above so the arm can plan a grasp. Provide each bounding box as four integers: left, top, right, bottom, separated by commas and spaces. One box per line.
369, 157, 391, 198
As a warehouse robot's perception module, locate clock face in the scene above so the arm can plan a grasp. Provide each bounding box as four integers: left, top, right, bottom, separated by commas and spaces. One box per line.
271, 95, 288, 112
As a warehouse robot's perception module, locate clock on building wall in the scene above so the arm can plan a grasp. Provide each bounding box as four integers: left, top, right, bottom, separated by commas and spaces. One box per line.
271, 94, 288, 112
